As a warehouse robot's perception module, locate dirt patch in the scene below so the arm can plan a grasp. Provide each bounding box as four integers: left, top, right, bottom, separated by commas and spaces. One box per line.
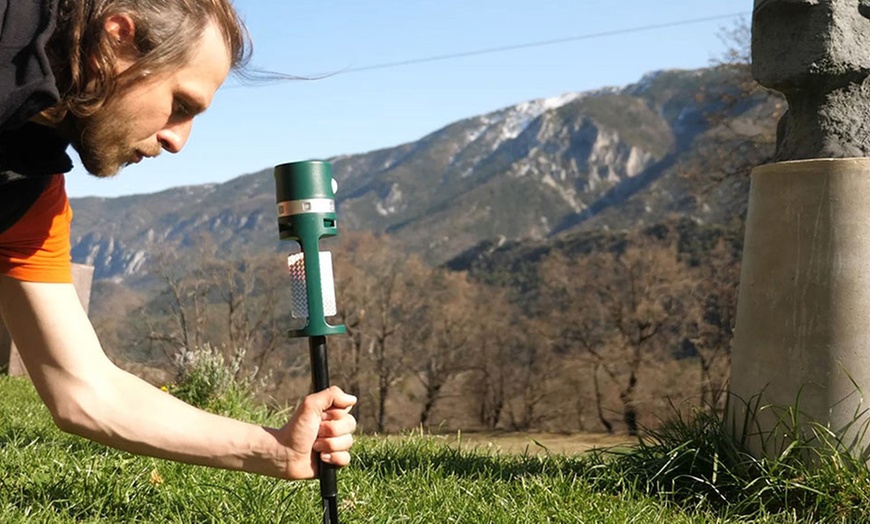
431, 431, 636, 456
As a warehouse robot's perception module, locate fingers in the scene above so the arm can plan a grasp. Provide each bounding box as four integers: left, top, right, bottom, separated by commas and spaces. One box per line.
319, 451, 351, 467
317, 413, 357, 438
314, 433, 353, 453
315, 433, 354, 465
313, 406, 355, 467
321, 406, 355, 422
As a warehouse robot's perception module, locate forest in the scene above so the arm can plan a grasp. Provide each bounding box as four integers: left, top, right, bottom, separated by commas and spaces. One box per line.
92, 216, 745, 437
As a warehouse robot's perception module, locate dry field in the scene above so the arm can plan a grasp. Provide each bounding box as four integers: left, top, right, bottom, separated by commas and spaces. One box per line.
395, 431, 635, 456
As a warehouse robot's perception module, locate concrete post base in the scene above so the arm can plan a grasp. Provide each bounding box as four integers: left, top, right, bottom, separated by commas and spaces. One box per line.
731, 158, 870, 458
0, 264, 94, 377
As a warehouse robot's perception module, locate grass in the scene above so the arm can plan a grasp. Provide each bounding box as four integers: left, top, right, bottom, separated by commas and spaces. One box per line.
2, 375, 870, 523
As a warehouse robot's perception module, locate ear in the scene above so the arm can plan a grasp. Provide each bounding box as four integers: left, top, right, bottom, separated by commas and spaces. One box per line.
103, 13, 137, 56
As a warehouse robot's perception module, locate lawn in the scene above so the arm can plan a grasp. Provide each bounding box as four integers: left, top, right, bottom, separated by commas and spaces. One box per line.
1, 376, 866, 523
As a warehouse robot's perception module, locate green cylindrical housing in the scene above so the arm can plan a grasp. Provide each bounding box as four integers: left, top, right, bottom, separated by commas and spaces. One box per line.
275, 160, 346, 337
275, 160, 338, 239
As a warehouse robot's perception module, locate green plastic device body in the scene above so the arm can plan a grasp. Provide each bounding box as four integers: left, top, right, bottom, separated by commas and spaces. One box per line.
275, 160, 346, 337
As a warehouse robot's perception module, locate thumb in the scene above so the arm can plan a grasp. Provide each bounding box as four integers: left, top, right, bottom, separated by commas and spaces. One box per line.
307, 386, 357, 412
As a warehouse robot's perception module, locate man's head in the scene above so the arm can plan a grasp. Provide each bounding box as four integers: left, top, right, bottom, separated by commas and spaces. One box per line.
44, 0, 250, 177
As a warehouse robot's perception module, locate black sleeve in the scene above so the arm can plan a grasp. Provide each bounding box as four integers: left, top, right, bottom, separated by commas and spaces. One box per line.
0, 173, 54, 235
0, 122, 71, 235
0, 0, 61, 133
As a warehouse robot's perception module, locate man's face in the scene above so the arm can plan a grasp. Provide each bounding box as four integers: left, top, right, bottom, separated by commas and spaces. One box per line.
71, 21, 231, 177
752, 0, 870, 90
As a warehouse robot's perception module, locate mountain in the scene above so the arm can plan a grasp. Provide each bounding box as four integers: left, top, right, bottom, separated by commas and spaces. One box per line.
69, 66, 777, 282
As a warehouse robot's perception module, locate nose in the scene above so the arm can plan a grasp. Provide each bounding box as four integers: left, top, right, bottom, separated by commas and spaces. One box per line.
156, 120, 193, 154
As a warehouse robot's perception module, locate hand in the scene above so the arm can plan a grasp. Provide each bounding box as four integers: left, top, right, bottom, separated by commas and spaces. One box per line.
276, 386, 357, 480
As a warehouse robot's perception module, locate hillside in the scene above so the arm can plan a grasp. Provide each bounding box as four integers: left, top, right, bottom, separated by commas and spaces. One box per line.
69, 65, 777, 283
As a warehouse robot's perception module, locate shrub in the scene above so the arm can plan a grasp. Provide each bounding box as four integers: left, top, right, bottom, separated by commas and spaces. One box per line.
169, 344, 261, 417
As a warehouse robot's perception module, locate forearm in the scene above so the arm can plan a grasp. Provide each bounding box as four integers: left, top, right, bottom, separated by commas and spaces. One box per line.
0, 278, 295, 478
0, 278, 353, 480
54, 363, 293, 478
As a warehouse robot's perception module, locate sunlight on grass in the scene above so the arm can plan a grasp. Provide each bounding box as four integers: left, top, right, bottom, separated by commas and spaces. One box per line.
2, 376, 869, 523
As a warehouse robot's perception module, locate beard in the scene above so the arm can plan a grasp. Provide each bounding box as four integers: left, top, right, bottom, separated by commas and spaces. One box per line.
68, 106, 159, 178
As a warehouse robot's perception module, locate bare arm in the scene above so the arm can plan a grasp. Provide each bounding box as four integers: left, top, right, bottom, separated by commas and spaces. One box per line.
0, 275, 356, 480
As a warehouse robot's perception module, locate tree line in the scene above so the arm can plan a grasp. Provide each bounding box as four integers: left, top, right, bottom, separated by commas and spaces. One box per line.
95, 221, 741, 437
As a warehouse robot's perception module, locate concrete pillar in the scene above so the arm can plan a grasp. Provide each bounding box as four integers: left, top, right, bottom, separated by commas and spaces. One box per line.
730, 158, 870, 456
0, 263, 94, 377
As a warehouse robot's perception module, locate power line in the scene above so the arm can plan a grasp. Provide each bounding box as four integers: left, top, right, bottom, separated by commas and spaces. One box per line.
343, 12, 750, 74
227, 11, 750, 87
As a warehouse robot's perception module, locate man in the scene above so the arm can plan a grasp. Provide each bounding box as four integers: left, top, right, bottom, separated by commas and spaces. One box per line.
0, 0, 357, 481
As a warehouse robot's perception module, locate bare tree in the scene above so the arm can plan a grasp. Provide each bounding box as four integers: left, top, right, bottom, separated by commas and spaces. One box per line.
138, 237, 294, 391
412, 269, 482, 428
329, 231, 376, 427
505, 320, 555, 431
331, 231, 428, 433
539, 234, 693, 436
686, 239, 740, 410
147, 249, 209, 356
539, 250, 615, 433
474, 332, 509, 429
199, 251, 286, 379
468, 290, 517, 430
369, 268, 403, 433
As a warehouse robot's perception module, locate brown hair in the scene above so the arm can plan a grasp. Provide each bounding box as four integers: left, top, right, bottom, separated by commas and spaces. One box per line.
44, 0, 251, 122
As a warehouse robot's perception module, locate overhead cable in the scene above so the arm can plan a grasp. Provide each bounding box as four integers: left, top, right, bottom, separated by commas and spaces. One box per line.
344, 12, 750, 73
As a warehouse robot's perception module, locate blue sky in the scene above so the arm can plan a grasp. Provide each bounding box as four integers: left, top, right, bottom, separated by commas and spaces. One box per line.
65, 0, 752, 198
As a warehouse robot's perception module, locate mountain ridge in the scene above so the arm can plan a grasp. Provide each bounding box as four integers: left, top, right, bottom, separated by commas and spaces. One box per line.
69, 65, 776, 282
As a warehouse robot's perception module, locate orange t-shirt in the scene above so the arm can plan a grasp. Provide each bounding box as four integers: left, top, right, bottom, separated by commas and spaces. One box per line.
0, 175, 73, 283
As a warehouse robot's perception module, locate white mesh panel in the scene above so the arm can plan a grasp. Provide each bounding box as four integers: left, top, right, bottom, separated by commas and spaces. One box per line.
287, 251, 337, 319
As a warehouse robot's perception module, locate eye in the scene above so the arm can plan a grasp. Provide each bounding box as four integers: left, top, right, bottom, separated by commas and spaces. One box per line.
861, 0, 870, 19
172, 99, 193, 119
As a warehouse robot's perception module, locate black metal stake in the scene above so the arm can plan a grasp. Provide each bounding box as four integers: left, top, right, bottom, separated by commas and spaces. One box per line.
310, 335, 339, 524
